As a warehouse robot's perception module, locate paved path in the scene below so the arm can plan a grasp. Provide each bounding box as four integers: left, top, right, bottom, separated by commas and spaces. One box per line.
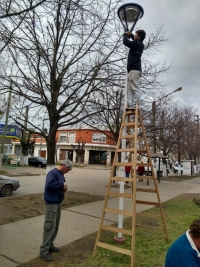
0, 167, 200, 267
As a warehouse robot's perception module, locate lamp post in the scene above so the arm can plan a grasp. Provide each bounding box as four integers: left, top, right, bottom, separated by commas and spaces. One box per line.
115, 1, 144, 244
152, 87, 182, 179
0, 84, 12, 170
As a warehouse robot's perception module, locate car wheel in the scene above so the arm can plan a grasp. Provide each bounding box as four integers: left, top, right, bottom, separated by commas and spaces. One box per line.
1, 185, 13, 197
38, 164, 42, 168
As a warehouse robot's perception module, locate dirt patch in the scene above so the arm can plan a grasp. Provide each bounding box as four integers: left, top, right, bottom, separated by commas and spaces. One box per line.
0, 191, 104, 225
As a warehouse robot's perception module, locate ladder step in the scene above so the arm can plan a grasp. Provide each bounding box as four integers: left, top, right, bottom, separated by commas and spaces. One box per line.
111, 177, 134, 182
108, 192, 133, 198
104, 207, 133, 216
137, 149, 148, 154
136, 200, 160, 206
136, 212, 161, 218
136, 188, 157, 193
101, 225, 132, 235
120, 134, 135, 139
97, 241, 132, 256
110, 176, 154, 181
117, 148, 135, 153
113, 162, 151, 167
120, 135, 145, 140
136, 224, 164, 231
123, 122, 142, 128
125, 110, 135, 115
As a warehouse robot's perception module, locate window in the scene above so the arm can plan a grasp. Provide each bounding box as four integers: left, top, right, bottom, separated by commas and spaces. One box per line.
92, 133, 106, 143
68, 132, 76, 143
28, 146, 34, 156
59, 132, 67, 143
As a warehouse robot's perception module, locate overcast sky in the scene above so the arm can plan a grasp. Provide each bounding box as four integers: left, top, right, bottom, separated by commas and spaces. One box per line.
121, 0, 200, 112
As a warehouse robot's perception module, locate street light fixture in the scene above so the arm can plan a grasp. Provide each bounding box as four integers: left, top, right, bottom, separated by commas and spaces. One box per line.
117, 2, 144, 32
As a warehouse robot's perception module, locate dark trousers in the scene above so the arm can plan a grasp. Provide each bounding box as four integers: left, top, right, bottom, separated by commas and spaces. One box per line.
40, 203, 61, 254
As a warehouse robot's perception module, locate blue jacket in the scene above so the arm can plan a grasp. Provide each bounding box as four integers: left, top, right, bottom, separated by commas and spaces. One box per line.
44, 168, 65, 204
165, 232, 200, 267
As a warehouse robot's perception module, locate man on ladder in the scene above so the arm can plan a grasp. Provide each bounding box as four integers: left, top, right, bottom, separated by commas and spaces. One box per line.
123, 29, 146, 109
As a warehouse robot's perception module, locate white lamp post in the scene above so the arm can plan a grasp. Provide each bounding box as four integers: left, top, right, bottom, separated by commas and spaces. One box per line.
114, 2, 144, 244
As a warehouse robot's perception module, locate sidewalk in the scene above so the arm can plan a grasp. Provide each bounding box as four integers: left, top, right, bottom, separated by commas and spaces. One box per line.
0, 175, 200, 267
1, 164, 111, 177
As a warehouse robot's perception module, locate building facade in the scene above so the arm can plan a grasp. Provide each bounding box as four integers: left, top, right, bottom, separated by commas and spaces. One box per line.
11, 127, 117, 166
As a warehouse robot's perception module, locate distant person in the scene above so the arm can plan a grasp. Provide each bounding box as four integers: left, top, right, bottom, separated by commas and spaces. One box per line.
125, 165, 131, 184
40, 159, 73, 262
137, 163, 145, 182
123, 29, 146, 109
165, 218, 200, 266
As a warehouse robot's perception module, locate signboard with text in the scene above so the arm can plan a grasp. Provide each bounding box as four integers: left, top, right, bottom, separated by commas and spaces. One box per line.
0, 124, 22, 139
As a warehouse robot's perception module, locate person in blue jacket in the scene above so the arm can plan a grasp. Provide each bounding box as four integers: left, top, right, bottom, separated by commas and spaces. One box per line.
123, 29, 146, 109
40, 159, 73, 262
165, 218, 200, 266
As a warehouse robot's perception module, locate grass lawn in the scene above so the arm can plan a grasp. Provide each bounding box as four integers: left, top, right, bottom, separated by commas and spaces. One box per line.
16, 192, 200, 267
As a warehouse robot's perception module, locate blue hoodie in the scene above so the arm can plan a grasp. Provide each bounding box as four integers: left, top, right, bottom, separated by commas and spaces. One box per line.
44, 168, 65, 204
165, 232, 200, 267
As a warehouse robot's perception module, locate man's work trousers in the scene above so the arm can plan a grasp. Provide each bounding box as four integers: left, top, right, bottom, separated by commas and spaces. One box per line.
40, 203, 61, 254
127, 70, 141, 108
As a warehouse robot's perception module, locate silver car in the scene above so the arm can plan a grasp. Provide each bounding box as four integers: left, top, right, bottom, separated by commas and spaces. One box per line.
0, 175, 20, 197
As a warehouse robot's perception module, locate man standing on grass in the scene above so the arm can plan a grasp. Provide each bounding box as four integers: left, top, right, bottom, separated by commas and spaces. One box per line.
40, 159, 73, 262
165, 218, 200, 266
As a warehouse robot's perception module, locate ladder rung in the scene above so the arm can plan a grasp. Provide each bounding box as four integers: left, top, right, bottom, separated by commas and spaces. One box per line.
97, 241, 132, 256
120, 135, 145, 140
136, 200, 160, 206
125, 110, 135, 115
113, 162, 135, 167
117, 148, 135, 153
136, 212, 161, 218
136, 224, 164, 231
101, 225, 132, 235
111, 177, 134, 182
104, 207, 133, 216
123, 122, 142, 128
108, 192, 133, 198
136, 188, 157, 193
137, 150, 148, 154
120, 134, 135, 139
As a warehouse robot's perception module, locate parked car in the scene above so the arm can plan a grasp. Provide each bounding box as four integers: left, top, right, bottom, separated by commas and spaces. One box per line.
174, 162, 183, 174
28, 156, 47, 168
0, 175, 20, 197
2, 153, 20, 164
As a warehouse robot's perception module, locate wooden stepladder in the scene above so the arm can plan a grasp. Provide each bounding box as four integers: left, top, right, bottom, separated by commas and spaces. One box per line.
93, 104, 168, 267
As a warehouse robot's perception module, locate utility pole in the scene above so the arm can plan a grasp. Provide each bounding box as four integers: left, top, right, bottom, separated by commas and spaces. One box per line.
0, 84, 12, 170
152, 101, 157, 177
20, 106, 28, 165
194, 114, 199, 173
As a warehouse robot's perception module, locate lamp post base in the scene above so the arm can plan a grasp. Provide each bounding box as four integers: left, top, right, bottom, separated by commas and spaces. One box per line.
113, 236, 126, 244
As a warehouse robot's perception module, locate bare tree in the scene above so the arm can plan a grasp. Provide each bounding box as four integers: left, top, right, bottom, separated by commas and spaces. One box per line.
0, 0, 47, 53
0, 0, 47, 18
0, 0, 124, 168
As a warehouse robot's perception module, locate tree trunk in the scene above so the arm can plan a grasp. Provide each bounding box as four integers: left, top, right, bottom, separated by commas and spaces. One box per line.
46, 126, 57, 173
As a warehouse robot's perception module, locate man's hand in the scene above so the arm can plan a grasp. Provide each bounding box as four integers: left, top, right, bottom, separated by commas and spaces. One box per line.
63, 182, 67, 191
125, 31, 132, 36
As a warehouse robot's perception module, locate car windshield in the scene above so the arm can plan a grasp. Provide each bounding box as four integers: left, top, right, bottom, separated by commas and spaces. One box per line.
37, 157, 46, 161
